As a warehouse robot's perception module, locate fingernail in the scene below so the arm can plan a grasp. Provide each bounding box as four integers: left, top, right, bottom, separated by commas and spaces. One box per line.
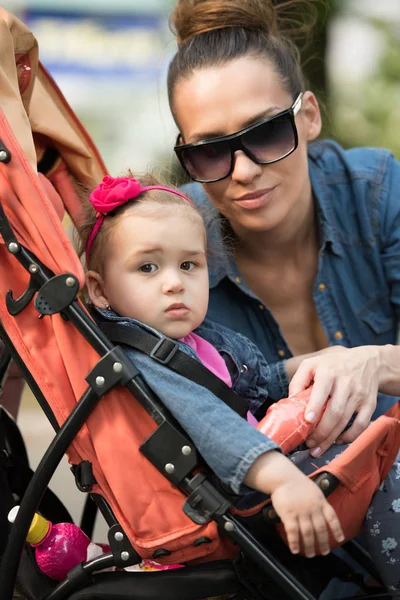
305, 411, 316, 423
306, 439, 317, 448
322, 549, 330, 556
310, 447, 322, 457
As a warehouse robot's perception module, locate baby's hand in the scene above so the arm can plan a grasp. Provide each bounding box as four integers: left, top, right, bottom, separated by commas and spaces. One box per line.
271, 475, 345, 557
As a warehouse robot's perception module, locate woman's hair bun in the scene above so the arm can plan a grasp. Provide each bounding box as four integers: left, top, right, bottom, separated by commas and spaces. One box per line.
171, 0, 279, 48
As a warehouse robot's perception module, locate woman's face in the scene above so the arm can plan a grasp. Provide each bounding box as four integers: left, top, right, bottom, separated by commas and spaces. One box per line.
173, 56, 321, 236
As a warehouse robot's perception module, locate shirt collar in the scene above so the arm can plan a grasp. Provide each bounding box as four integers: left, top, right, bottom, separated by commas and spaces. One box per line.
204, 144, 344, 288
308, 142, 343, 257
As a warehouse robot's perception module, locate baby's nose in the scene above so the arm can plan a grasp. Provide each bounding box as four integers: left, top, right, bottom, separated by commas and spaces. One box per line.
163, 272, 184, 294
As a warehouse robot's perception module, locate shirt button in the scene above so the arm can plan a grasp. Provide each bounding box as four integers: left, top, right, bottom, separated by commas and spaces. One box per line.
318, 283, 326, 291
258, 304, 265, 310
334, 331, 343, 340
278, 350, 285, 358
235, 276, 242, 284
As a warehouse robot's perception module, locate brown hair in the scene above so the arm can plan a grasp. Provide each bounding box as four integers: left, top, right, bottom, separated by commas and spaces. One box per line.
168, 0, 318, 124
75, 172, 204, 275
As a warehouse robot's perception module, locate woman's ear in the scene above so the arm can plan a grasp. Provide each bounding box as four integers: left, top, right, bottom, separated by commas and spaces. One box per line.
85, 271, 109, 309
301, 91, 322, 141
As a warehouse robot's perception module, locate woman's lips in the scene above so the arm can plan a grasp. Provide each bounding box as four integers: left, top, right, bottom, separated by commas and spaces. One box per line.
234, 187, 277, 210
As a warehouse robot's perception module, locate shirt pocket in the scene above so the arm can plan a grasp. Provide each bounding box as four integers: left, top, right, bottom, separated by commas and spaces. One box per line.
357, 298, 395, 342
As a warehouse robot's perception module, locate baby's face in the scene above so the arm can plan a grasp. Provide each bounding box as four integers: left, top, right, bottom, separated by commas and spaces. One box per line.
100, 203, 209, 339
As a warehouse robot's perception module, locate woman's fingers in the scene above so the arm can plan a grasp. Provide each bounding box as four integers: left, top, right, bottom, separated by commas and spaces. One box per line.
288, 364, 314, 397
303, 370, 334, 424
336, 402, 375, 444
305, 379, 351, 454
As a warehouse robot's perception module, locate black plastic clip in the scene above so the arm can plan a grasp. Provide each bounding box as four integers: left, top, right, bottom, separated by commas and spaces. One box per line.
182, 473, 232, 525
71, 461, 96, 493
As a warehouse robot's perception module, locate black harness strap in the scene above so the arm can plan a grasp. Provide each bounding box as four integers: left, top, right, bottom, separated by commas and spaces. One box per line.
98, 321, 248, 418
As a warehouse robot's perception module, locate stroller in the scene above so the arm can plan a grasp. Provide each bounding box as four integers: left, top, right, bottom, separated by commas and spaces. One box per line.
0, 9, 399, 600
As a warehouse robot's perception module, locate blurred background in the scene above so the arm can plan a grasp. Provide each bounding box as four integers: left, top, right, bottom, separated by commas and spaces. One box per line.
2, 0, 399, 539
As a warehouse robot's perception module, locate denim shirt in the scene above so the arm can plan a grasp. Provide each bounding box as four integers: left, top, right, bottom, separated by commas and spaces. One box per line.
182, 140, 400, 415
93, 308, 280, 494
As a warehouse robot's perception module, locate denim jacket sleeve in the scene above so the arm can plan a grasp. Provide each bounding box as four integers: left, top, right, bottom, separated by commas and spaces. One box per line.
196, 319, 287, 411
378, 153, 400, 319
124, 346, 280, 494
222, 330, 288, 406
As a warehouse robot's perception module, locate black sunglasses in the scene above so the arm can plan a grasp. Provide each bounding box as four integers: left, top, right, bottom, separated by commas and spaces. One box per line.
174, 93, 303, 184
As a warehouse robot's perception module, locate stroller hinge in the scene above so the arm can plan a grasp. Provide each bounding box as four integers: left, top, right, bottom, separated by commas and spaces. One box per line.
182, 472, 232, 525
107, 523, 142, 568
86, 346, 140, 396
140, 419, 199, 485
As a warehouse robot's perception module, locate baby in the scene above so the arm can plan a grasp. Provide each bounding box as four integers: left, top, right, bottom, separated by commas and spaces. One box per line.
78, 174, 400, 596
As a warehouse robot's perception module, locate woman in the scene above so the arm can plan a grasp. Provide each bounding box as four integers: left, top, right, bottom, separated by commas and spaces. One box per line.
168, 0, 400, 458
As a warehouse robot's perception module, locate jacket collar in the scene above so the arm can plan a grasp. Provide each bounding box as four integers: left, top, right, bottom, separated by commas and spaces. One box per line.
308, 141, 344, 258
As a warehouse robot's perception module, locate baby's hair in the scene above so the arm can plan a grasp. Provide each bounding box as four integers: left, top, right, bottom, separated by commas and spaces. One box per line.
76, 171, 205, 275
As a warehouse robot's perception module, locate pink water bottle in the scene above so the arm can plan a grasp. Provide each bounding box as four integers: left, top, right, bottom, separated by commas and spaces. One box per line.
8, 506, 91, 581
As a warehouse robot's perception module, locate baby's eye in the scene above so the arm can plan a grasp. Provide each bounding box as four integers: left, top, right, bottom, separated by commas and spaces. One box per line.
139, 263, 158, 273
180, 261, 195, 271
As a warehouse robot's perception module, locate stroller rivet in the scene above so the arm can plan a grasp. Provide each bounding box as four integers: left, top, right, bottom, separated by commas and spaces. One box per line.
267, 508, 277, 520
65, 276, 75, 287
0, 150, 7, 161
29, 264, 38, 274
181, 445, 192, 456
113, 362, 123, 373
120, 551, 130, 561
8, 242, 19, 254
114, 532, 124, 542
320, 478, 330, 490
165, 463, 175, 474
96, 376, 105, 387
224, 521, 235, 532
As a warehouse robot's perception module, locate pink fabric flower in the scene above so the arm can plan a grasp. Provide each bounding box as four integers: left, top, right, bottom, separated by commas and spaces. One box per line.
85, 176, 192, 261
89, 176, 142, 214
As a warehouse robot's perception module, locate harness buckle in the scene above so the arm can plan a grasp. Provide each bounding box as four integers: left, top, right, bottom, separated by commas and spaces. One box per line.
150, 337, 179, 365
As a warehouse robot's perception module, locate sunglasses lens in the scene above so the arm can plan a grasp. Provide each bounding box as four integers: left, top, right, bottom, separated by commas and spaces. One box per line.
180, 141, 231, 182
242, 114, 295, 162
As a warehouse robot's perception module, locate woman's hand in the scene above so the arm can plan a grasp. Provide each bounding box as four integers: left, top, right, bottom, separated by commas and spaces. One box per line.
288, 346, 382, 456
244, 451, 344, 557
284, 346, 346, 380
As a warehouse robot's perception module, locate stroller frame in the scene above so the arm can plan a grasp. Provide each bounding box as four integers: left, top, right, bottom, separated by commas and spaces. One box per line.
0, 143, 392, 600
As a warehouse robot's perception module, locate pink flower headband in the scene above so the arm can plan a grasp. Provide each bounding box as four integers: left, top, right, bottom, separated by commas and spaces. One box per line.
85, 176, 193, 261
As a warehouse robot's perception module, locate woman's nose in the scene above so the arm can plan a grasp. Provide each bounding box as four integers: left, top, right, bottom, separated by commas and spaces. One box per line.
231, 150, 263, 184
